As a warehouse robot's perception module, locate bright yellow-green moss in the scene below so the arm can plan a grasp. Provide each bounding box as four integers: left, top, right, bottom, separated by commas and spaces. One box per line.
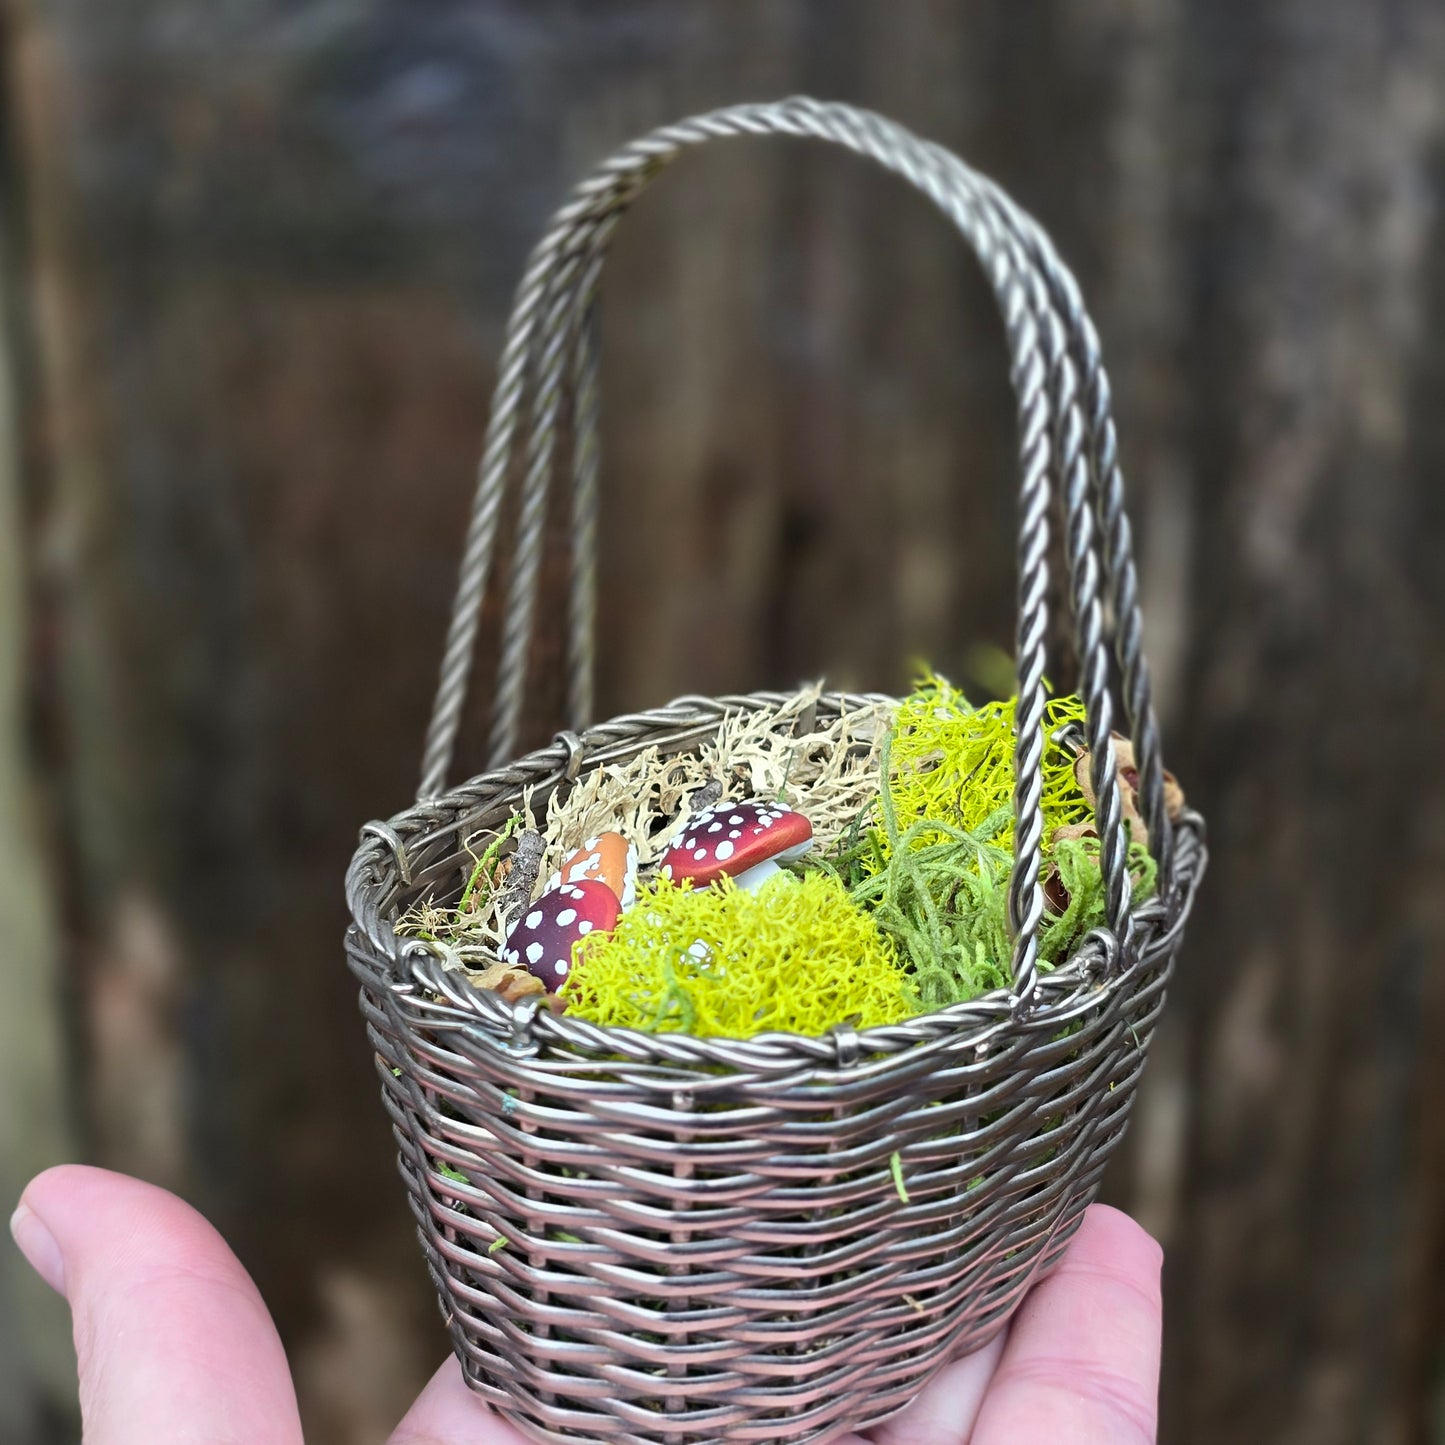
560, 873, 915, 1038
879, 673, 1090, 862
809, 672, 1156, 1010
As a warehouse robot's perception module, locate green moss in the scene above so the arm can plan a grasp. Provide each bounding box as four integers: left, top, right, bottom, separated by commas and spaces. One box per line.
878, 672, 1090, 863
409, 674, 1160, 1038
560, 873, 915, 1038
890, 1151, 910, 1204
812, 674, 1158, 1011
832, 805, 1016, 1009
839, 815, 1158, 1010
1046, 833, 1157, 955
458, 812, 523, 914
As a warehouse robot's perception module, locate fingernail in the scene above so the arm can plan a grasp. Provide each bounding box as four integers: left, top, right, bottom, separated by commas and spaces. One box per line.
10, 1203, 66, 1296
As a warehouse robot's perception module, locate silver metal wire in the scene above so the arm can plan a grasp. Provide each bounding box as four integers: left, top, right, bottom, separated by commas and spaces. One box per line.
364, 99, 1204, 1443
413, 96, 1154, 992
567, 294, 602, 736
348, 694, 1206, 1445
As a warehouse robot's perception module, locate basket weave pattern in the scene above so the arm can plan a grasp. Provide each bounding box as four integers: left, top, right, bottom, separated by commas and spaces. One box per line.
345, 100, 1206, 1445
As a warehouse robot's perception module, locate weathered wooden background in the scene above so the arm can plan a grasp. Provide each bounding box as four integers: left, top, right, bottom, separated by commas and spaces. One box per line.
4, 1, 1445, 1441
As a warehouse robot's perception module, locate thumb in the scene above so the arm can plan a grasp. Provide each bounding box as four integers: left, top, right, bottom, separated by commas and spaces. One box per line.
11, 1164, 303, 1445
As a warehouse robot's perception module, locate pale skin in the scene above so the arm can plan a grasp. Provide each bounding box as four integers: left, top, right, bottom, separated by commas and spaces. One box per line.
11, 1166, 1162, 1444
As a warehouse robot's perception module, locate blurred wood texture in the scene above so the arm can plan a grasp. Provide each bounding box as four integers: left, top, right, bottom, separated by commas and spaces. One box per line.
5, 1, 1445, 1442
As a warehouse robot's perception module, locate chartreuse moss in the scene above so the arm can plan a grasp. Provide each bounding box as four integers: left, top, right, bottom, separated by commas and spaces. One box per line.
810, 674, 1158, 1010
822, 798, 1157, 1011
878, 672, 1090, 863
552, 674, 1158, 1032
561, 873, 915, 1038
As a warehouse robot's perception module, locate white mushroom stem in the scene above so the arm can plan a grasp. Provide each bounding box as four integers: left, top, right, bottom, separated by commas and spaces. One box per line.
728, 838, 813, 892
732, 858, 784, 892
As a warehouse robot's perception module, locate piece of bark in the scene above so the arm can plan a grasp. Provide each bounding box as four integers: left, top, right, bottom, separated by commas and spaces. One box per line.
467, 962, 547, 1004
689, 778, 723, 812
1162, 771, 1187, 822
1073, 736, 1189, 850
494, 829, 545, 928
1041, 866, 1071, 916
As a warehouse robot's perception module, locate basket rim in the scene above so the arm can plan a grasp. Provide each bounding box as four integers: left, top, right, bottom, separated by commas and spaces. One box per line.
346, 690, 1206, 1070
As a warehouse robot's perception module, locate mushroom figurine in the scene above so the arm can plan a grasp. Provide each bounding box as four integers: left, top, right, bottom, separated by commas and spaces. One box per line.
501, 879, 620, 992
546, 831, 637, 908
660, 801, 813, 891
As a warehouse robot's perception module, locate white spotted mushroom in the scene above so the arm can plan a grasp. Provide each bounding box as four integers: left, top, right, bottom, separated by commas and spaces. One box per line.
659, 800, 813, 892
501, 879, 620, 992
545, 831, 637, 908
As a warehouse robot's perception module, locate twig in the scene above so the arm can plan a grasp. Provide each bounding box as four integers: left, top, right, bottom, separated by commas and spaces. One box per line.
496, 829, 545, 928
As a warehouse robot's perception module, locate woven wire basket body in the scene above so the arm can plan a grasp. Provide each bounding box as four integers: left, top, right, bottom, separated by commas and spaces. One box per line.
345, 99, 1206, 1445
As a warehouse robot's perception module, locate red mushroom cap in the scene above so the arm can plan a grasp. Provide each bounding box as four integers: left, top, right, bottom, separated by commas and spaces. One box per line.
659, 801, 813, 886
501, 879, 620, 992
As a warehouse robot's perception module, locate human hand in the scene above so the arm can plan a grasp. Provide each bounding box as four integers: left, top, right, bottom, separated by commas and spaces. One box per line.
10, 1166, 1161, 1443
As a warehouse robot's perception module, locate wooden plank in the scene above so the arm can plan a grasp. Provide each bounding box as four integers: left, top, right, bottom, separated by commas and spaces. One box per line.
0, 5, 78, 1434
11, 2, 1445, 1441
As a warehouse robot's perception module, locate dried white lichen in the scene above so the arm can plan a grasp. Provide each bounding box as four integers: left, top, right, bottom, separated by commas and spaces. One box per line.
398, 685, 894, 977
538, 686, 891, 871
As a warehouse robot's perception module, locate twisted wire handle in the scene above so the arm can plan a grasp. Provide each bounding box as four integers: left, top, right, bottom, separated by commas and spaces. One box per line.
417, 97, 1171, 997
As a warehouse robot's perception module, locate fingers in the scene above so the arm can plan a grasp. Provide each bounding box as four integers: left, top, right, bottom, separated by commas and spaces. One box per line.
391, 1350, 1003, 1445
391, 1208, 1157, 1445
11, 1164, 303, 1445
968, 1204, 1163, 1445
393, 1347, 1004, 1445
389, 1356, 535, 1444
860, 1330, 1006, 1445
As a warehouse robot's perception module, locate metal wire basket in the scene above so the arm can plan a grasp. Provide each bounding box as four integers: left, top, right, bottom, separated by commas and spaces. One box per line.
345, 97, 1206, 1445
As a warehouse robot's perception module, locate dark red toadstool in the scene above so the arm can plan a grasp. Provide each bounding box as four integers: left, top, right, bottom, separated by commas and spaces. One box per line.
502, 879, 620, 992
659, 801, 813, 891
